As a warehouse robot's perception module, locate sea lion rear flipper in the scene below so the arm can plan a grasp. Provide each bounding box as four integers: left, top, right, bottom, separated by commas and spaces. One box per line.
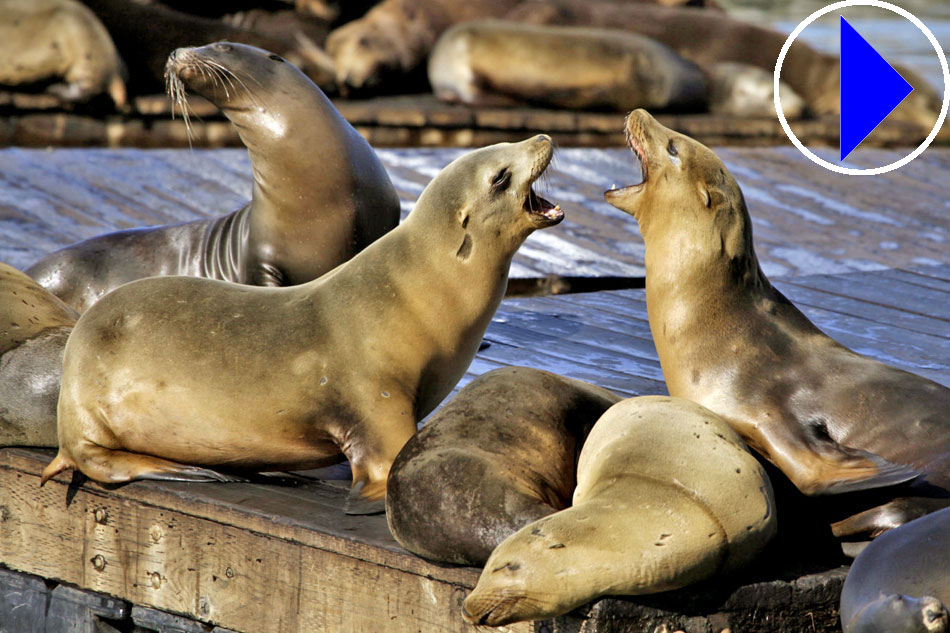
764, 422, 919, 495
69, 443, 246, 484
832, 497, 950, 539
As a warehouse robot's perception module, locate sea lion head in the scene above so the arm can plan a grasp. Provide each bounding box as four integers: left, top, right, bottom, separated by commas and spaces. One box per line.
461, 514, 579, 627
165, 42, 304, 132
848, 594, 949, 633
603, 109, 753, 263
409, 135, 563, 257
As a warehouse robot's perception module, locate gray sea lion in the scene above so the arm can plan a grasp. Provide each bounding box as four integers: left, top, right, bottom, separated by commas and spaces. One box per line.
26, 42, 399, 313
324, 0, 720, 91
41, 135, 564, 514
840, 508, 950, 633
462, 396, 777, 626
428, 20, 707, 112
386, 366, 621, 565
0, 0, 126, 108
0, 263, 78, 447
604, 110, 949, 533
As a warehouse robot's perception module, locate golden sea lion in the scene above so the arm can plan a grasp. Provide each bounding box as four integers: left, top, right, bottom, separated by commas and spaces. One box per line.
42, 136, 564, 515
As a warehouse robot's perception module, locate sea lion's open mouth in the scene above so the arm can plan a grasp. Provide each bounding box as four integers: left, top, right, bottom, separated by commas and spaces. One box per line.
604, 119, 648, 213
524, 187, 563, 225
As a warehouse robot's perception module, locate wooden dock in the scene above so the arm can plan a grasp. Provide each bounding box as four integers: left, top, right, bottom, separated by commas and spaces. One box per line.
2, 93, 945, 151
0, 146, 948, 633
0, 146, 947, 280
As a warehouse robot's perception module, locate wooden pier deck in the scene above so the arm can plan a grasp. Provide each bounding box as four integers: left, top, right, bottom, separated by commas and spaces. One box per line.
0, 146, 948, 633
0, 146, 947, 280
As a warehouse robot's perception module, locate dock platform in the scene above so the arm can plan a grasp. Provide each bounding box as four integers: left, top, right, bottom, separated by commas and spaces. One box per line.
0, 146, 948, 633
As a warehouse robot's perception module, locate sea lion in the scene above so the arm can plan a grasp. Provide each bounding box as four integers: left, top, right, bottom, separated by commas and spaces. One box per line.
840, 508, 950, 633
324, 0, 721, 91
386, 366, 621, 565
41, 135, 564, 515
0, 263, 77, 447
504, 1, 940, 127
26, 42, 399, 313
604, 110, 949, 534
428, 21, 707, 112
0, 0, 126, 108
708, 62, 805, 119
78, 0, 336, 93
462, 396, 777, 626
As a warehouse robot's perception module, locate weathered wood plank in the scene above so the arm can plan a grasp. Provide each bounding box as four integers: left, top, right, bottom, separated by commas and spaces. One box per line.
0, 448, 532, 633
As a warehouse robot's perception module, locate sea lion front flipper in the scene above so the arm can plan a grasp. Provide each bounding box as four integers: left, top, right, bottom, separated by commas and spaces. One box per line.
832, 497, 950, 539
344, 481, 386, 515
756, 421, 918, 495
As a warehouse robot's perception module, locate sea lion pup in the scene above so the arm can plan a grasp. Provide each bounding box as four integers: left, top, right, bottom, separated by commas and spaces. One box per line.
0, 263, 78, 447
840, 508, 950, 633
386, 367, 621, 565
42, 135, 564, 515
604, 110, 948, 532
0, 0, 126, 108
462, 396, 777, 626
26, 42, 399, 313
428, 21, 707, 111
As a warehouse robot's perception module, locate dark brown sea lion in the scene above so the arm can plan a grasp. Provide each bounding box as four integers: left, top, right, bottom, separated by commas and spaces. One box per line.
0, 263, 77, 447
26, 42, 399, 313
462, 396, 776, 626
428, 20, 707, 112
42, 136, 564, 515
841, 508, 950, 633
604, 110, 949, 535
0, 0, 126, 108
78, 0, 336, 93
386, 366, 620, 565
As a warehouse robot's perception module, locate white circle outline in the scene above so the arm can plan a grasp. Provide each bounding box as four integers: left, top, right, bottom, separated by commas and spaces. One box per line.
774, 0, 950, 176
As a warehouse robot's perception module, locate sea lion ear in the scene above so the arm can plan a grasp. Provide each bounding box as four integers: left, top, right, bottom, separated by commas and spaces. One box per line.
458, 208, 470, 228
698, 184, 712, 208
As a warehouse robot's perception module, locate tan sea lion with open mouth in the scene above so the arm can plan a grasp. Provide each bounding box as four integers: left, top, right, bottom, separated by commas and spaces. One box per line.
41, 135, 564, 515
462, 396, 776, 626
604, 109, 949, 536
26, 42, 399, 313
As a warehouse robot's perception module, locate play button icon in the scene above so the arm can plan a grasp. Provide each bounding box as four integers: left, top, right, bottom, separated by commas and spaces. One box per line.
839, 16, 914, 160
774, 0, 949, 176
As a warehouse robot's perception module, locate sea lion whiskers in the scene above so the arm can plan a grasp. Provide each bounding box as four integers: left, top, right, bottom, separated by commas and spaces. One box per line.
164, 68, 195, 146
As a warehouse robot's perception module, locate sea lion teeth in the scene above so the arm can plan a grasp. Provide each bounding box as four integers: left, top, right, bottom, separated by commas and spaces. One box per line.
42, 135, 562, 514
605, 109, 949, 527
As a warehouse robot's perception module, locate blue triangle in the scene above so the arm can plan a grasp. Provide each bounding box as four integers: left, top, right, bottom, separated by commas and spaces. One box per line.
840, 16, 914, 161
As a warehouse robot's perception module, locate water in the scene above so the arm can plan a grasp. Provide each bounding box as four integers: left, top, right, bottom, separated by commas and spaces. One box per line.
722, 0, 950, 91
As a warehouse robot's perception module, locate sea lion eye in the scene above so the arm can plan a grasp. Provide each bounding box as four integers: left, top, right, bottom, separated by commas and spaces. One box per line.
667, 139, 678, 156
490, 168, 511, 191
269, 54, 284, 62
213, 42, 232, 52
